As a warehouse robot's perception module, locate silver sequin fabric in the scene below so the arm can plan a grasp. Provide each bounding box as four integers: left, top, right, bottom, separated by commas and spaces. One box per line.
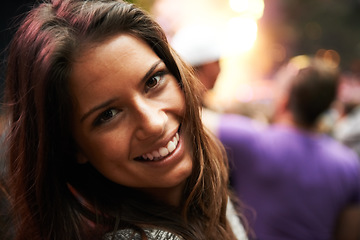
104, 228, 183, 240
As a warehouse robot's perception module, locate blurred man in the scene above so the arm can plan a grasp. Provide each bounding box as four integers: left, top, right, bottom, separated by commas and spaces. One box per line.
204, 56, 360, 240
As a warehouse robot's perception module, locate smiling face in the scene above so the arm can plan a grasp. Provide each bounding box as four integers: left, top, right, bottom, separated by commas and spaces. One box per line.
69, 34, 193, 204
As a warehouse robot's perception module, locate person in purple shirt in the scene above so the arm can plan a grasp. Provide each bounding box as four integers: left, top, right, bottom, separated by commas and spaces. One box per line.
204, 56, 360, 240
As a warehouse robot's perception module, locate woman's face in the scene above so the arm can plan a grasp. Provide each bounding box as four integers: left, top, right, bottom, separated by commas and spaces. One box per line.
69, 34, 193, 202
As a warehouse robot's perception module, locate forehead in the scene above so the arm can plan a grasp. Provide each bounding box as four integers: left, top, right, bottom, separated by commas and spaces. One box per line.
69, 34, 158, 88
75, 34, 155, 68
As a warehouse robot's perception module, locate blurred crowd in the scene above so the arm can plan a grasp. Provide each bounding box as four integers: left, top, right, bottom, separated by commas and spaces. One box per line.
172, 20, 360, 239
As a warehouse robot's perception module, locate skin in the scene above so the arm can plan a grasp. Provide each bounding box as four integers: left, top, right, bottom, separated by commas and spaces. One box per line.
197, 60, 221, 91
195, 60, 221, 100
69, 34, 193, 206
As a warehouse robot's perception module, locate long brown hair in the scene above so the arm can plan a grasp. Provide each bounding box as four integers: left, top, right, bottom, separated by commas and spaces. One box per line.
4, 0, 236, 239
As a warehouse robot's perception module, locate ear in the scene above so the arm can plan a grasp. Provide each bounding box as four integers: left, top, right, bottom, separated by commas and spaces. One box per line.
273, 92, 290, 119
277, 92, 290, 112
76, 151, 89, 164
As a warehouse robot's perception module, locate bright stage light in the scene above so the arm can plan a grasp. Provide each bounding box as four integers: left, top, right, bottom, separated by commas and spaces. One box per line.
229, 0, 264, 19
224, 17, 258, 54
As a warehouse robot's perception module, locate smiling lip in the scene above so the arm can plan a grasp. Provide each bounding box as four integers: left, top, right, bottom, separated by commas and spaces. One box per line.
134, 127, 181, 162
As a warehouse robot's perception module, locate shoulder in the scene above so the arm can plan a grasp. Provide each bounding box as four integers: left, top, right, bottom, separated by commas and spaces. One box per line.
216, 113, 266, 148
321, 136, 360, 192
202, 109, 258, 135
321, 134, 360, 164
104, 228, 183, 240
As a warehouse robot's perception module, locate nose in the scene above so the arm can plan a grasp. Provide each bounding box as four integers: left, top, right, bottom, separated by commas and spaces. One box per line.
134, 99, 168, 140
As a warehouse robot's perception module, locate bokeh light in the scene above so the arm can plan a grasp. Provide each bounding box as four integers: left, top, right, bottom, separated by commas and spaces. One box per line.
316, 49, 341, 68
223, 17, 258, 54
229, 0, 265, 19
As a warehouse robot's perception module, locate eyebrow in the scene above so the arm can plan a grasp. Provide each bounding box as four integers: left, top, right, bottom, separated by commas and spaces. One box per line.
138, 59, 163, 87
80, 59, 164, 123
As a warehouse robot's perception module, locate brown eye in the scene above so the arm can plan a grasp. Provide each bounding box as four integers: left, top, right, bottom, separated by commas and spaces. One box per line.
95, 109, 119, 125
145, 71, 168, 93
146, 75, 160, 89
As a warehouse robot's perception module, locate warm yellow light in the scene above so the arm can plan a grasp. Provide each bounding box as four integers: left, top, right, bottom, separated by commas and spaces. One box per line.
229, 0, 249, 12
223, 17, 258, 54
290, 55, 311, 70
229, 0, 264, 19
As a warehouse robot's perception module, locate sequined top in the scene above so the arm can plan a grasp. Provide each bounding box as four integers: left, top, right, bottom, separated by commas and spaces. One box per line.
104, 228, 182, 240
104, 199, 248, 240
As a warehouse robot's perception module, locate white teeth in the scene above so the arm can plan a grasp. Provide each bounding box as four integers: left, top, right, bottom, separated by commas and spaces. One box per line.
152, 151, 160, 158
140, 132, 180, 161
159, 147, 169, 157
146, 153, 154, 160
167, 141, 176, 153
172, 137, 178, 149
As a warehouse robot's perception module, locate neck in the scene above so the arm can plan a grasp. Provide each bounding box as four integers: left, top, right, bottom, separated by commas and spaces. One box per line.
140, 181, 186, 207
273, 110, 316, 132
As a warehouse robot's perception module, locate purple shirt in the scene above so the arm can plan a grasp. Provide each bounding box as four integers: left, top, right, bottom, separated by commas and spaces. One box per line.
219, 114, 360, 240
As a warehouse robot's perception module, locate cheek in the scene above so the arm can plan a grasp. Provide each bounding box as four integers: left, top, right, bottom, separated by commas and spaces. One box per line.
173, 89, 186, 117
164, 79, 186, 114
78, 137, 131, 184
76, 131, 129, 166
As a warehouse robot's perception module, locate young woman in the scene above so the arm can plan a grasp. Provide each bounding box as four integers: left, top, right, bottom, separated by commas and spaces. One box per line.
3, 0, 247, 239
